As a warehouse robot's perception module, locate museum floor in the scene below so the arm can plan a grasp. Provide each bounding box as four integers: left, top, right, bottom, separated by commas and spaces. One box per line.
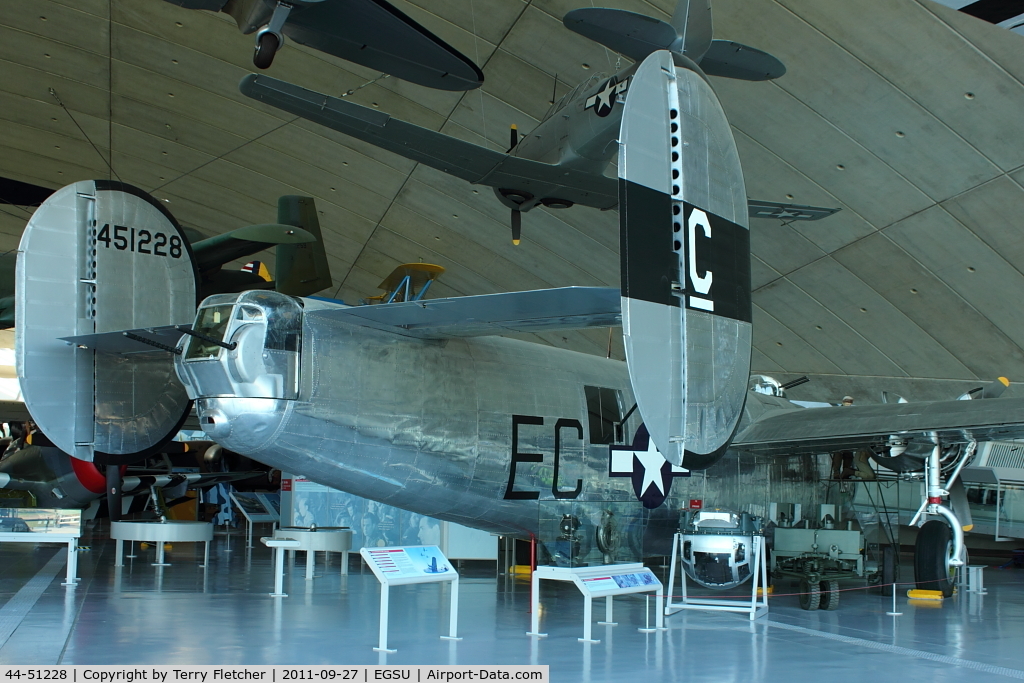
1, 526, 1024, 682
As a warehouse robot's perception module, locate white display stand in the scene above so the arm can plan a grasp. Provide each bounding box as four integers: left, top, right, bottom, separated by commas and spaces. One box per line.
273, 527, 352, 580
262, 537, 301, 596
0, 509, 83, 586
665, 532, 769, 621
0, 532, 81, 585
111, 520, 213, 568
527, 563, 665, 643
361, 545, 461, 653
231, 492, 280, 548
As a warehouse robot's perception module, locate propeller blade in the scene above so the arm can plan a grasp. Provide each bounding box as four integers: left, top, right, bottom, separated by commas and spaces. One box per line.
982, 376, 1011, 399
106, 464, 123, 522
508, 124, 518, 153
511, 209, 522, 245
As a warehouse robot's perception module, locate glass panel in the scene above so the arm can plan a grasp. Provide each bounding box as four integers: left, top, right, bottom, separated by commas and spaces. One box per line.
185, 305, 233, 359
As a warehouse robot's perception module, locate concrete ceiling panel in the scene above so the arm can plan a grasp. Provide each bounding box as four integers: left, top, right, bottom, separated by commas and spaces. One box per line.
786, 256, 972, 378
753, 277, 907, 376
940, 175, 1024, 271
404, 0, 527, 47
751, 303, 844, 374
715, 76, 933, 227
777, 0, 1024, 172
748, 220, 825, 276
714, 0, 999, 202
750, 254, 780, 290
885, 204, 1024, 345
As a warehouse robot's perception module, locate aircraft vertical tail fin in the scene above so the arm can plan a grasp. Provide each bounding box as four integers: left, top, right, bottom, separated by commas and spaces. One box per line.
670, 0, 713, 62
618, 50, 751, 468
274, 196, 333, 297
16, 181, 197, 462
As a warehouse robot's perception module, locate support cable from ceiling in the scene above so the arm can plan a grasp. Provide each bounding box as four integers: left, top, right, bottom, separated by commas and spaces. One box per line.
149, 72, 393, 196
48, 88, 123, 184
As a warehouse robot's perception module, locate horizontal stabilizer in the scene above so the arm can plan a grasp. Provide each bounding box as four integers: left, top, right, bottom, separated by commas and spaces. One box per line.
191, 224, 314, 272
747, 200, 840, 221
239, 75, 619, 211
734, 397, 1024, 456
700, 41, 786, 81
61, 324, 189, 355
563, 8, 678, 62
316, 286, 621, 339
564, 8, 783, 81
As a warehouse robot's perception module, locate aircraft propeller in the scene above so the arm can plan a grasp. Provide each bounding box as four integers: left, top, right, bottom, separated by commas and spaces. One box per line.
507, 125, 522, 245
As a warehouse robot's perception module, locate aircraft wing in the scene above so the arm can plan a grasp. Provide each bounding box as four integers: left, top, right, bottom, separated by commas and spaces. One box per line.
733, 397, 1024, 456
239, 74, 838, 221
314, 286, 622, 338
239, 74, 619, 210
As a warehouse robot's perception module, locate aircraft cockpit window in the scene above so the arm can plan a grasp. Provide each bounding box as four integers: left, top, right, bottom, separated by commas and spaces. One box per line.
584, 386, 623, 444
236, 306, 264, 322
185, 305, 234, 359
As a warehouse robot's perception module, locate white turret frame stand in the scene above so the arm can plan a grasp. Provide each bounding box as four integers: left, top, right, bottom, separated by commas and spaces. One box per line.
665, 532, 769, 621
527, 563, 665, 643
361, 546, 461, 653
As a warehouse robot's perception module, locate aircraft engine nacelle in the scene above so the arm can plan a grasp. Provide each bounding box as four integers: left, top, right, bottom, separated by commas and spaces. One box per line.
618, 50, 752, 468
680, 509, 762, 590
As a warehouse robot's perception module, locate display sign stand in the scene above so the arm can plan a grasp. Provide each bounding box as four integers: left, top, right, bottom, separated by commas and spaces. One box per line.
527, 563, 665, 643
664, 532, 768, 621
262, 537, 301, 597
361, 546, 461, 653
0, 509, 84, 586
230, 492, 281, 549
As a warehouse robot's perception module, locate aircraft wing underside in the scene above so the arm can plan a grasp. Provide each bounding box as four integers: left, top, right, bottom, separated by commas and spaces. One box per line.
316, 286, 622, 338
239, 74, 619, 210
734, 397, 1024, 456
238, 74, 837, 220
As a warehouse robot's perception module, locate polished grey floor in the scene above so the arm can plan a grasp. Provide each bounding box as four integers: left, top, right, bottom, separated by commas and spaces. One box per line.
1, 526, 1024, 681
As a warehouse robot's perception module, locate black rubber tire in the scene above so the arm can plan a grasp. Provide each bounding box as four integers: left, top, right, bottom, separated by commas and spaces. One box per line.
915, 520, 955, 597
253, 32, 280, 69
798, 578, 820, 610
881, 544, 897, 596
820, 580, 839, 610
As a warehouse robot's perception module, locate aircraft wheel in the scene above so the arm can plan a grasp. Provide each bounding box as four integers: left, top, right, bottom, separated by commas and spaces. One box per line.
253, 32, 280, 69
881, 544, 897, 596
820, 580, 839, 610
798, 578, 820, 610
914, 520, 955, 597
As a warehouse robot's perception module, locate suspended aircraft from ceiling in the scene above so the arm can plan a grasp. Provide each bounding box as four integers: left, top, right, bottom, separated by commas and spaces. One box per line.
237, 0, 839, 244
161, 0, 484, 90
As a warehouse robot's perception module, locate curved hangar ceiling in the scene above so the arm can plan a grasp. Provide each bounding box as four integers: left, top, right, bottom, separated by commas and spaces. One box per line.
2, 0, 1024, 404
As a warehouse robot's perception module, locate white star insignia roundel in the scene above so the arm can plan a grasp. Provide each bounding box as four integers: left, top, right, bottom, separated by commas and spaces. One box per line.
609, 424, 689, 509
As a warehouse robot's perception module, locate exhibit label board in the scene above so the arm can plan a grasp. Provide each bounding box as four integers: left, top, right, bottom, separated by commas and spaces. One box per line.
362, 545, 457, 586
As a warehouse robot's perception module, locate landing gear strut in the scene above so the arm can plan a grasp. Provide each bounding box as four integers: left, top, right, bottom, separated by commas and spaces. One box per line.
253, 2, 294, 69
910, 437, 973, 596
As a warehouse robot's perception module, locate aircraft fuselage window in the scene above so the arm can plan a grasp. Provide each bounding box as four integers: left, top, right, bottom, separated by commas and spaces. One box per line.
186, 305, 233, 359
584, 385, 623, 444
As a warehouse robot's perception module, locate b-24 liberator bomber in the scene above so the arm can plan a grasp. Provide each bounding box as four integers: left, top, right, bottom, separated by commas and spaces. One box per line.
237, 0, 839, 244
18, 2, 1024, 598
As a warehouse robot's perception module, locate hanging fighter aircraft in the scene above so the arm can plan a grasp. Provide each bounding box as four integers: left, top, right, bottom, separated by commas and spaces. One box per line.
161, 0, 484, 89
236, 2, 838, 244
18, 0, 1024, 599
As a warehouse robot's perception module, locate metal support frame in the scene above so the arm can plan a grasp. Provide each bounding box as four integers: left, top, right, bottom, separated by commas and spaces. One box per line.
665, 533, 768, 621
528, 564, 664, 642
374, 577, 460, 653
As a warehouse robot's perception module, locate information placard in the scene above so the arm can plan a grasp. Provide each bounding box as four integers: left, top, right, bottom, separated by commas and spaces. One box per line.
362, 545, 456, 585
230, 492, 279, 523
580, 569, 659, 597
